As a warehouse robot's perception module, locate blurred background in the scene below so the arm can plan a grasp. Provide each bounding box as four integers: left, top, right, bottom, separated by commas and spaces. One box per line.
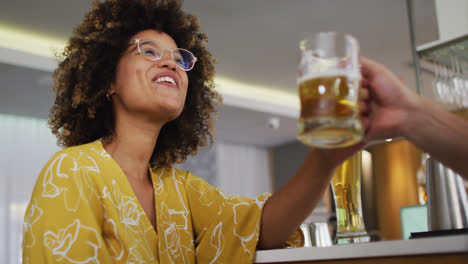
1, 0, 466, 263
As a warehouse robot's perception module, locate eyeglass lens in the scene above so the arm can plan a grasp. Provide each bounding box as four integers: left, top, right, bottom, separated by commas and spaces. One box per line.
138, 40, 195, 71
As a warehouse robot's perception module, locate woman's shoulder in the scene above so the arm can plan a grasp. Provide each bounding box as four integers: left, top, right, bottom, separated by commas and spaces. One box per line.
33, 139, 108, 200
28, 141, 106, 219
42, 139, 107, 171
152, 166, 205, 184
51, 139, 105, 158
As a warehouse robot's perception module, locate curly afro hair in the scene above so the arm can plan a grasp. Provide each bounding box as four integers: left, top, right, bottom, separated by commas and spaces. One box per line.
49, 0, 221, 168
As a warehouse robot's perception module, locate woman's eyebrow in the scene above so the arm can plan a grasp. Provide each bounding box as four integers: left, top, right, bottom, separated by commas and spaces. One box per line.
140, 40, 161, 48
128, 39, 161, 52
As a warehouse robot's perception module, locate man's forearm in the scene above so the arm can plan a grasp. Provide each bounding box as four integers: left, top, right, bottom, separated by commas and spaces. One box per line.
403, 98, 468, 179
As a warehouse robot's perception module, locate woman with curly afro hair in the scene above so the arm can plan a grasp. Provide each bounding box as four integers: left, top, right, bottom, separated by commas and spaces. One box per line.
23, 0, 368, 263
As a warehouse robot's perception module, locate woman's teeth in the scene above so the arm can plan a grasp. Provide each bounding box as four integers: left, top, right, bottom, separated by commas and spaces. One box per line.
155, 76, 176, 85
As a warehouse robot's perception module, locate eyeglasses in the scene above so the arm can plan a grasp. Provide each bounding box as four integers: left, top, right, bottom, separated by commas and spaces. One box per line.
129, 38, 197, 71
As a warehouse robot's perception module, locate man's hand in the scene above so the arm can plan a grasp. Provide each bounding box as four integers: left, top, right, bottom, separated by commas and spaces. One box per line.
359, 57, 422, 141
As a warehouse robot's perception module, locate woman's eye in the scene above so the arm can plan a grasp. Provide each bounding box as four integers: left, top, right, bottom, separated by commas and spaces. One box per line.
173, 53, 184, 62
141, 49, 156, 55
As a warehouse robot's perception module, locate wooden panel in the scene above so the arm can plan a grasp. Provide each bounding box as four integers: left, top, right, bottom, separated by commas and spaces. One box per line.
368, 140, 421, 240
270, 253, 468, 264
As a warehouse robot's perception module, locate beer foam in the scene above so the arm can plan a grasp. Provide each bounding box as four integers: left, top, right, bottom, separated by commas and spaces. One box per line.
297, 70, 361, 84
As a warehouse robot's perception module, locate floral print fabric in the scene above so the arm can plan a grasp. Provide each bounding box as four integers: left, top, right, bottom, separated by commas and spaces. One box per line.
23, 139, 303, 263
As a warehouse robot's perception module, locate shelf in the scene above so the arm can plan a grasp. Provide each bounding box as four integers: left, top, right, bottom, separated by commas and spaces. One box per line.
416, 33, 468, 67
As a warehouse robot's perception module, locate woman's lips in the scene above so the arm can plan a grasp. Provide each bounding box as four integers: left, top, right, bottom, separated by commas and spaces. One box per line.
152, 72, 179, 88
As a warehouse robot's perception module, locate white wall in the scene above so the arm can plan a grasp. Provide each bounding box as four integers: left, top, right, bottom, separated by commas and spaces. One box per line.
435, 0, 468, 40
216, 141, 274, 198
0, 114, 61, 264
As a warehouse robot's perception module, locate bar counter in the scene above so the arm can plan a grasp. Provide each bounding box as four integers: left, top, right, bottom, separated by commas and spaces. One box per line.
254, 234, 468, 263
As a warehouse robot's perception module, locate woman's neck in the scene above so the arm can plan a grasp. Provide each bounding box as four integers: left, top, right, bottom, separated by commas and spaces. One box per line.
104, 116, 162, 183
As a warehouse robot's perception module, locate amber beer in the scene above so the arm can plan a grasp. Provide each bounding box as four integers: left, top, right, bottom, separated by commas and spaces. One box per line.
297, 74, 363, 148
331, 152, 369, 243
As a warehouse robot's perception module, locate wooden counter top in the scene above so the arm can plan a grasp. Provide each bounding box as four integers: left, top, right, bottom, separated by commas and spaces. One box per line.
255, 234, 468, 263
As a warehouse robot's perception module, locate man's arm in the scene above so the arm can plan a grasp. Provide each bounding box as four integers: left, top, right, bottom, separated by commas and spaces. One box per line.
361, 57, 468, 179
401, 97, 468, 178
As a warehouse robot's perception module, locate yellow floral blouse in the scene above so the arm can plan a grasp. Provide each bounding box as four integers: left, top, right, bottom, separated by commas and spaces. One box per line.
23, 139, 302, 263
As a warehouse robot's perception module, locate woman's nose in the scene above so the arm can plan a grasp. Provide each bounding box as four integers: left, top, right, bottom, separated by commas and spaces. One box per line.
158, 50, 177, 71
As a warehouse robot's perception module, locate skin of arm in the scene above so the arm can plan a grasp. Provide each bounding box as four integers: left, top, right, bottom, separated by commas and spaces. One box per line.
401, 96, 468, 178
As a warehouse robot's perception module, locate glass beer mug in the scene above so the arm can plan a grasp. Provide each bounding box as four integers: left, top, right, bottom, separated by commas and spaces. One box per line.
297, 32, 363, 148
331, 152, 370, 244
297, 32, 369, 244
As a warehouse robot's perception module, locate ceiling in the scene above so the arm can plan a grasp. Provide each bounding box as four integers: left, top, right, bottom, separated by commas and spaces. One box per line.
0, 0, 439, 147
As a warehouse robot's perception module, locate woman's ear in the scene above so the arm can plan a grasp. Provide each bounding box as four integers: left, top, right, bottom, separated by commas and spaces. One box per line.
108, 83, 116, 96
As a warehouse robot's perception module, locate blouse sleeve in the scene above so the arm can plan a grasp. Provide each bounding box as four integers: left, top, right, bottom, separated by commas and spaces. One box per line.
184, 172, 303, 264
22, 151, 113, 264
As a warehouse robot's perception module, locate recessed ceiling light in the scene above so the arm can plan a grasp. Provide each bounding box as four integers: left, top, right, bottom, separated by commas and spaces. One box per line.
267, 117, 280, 130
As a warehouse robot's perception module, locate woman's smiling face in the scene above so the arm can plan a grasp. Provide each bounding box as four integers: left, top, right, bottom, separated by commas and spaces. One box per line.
109, 29, 189, 124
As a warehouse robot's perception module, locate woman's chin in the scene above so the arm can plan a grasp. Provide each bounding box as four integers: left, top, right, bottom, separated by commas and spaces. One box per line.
156, 105, 184, 122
